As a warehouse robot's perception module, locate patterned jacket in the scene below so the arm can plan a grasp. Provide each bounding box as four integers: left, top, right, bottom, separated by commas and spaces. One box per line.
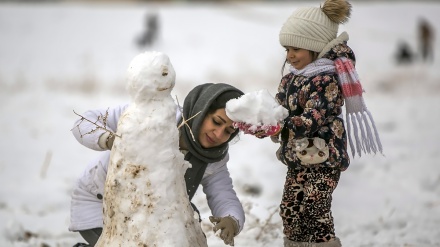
275, 44, 356, 171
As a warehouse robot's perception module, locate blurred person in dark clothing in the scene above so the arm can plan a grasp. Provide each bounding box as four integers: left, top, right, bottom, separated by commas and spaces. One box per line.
418, 18, 434, 63
136, 13, 159, 48
395, 41, 414, 65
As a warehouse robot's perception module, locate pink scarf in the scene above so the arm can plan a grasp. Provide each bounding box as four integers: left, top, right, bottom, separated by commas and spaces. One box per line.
335, 57, 383, 157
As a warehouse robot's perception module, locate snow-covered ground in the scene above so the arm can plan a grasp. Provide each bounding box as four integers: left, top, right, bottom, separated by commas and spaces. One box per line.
1, 1, 439, 246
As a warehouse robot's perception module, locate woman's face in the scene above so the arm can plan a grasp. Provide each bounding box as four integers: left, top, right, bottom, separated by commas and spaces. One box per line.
285, 46, 313, 70
198, 108, 236, 148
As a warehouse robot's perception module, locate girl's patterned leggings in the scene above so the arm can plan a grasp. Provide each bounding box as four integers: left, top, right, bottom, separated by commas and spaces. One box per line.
279, 166, 341, 242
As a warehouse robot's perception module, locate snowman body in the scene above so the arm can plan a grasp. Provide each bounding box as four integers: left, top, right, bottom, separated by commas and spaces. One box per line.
96, 51, 207, 247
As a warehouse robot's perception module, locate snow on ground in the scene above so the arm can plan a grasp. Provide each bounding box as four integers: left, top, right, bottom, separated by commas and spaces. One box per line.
0, 1, 439, 247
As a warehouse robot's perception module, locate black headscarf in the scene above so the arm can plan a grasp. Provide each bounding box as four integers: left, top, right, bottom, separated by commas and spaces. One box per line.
180, 83, 243, 200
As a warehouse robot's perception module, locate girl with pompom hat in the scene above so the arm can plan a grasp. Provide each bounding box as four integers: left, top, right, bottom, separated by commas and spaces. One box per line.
273, 0, 383, 246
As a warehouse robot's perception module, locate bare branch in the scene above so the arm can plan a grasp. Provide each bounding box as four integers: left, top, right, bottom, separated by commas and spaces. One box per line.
72, 109, 120, 138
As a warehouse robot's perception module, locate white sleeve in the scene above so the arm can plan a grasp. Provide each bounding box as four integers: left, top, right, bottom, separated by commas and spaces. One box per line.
71, 104, 128, 151
69, 151, 110, 231
201, 154, 245, 233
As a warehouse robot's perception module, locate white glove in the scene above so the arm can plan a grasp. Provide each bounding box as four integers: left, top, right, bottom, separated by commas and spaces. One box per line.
98, 132, 115, 150
209, 216, 239, 246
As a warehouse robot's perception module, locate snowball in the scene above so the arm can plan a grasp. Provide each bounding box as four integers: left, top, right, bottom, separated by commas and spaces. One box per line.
225, 89, 288, 126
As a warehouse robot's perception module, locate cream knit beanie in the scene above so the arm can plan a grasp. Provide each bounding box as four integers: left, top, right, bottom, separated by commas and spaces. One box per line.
279, 0, 352, 52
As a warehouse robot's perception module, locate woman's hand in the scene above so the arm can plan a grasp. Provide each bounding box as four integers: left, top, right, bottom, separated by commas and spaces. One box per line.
209, 216, 238, 246
98, 132, 116, 150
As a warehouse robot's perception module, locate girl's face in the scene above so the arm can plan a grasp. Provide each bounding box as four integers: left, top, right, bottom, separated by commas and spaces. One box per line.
285, 46, 314, 70
198, 108, 236, 148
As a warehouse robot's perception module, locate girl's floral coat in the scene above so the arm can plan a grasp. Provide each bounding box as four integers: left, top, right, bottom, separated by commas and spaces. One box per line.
275, 44, 355, 171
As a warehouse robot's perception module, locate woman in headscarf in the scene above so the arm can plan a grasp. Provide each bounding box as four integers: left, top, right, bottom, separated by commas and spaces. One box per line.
70, 83, 245, 247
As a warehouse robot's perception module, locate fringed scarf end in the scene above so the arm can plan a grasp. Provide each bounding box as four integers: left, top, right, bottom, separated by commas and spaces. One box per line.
336, 56, 384, 158
345, 110, 383, 158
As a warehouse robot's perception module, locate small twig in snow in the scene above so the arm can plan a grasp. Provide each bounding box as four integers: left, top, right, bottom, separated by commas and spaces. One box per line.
255, 206, 279, 241
40, 150, 52, 179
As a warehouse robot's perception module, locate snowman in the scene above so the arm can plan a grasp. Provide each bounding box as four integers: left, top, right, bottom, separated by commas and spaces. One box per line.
95, 51, 207, 247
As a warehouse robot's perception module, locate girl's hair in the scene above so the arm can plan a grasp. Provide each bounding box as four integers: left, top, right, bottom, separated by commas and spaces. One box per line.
281, 50, 319, 75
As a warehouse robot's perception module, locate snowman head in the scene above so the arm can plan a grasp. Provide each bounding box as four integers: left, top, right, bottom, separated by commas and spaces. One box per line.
126, 51, 176, 103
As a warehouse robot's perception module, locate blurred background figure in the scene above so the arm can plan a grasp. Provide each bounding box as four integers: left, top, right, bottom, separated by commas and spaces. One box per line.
136, 12, 159, 48
395, 40, 414, 65
418, 18, 434, 63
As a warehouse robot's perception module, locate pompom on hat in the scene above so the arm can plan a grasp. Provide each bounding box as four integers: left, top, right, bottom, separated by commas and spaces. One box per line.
279, 0, 352, 53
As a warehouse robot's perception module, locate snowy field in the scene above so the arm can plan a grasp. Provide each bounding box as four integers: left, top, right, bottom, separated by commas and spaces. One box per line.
1, 1, 440, 246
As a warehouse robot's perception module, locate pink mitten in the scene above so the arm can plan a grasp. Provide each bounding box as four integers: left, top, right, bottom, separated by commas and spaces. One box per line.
233, 122, 281, 138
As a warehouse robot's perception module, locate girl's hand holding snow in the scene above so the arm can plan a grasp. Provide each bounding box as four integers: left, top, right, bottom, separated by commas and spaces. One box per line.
225, 90, 288, 139
270, 134, 281, 143
233, 122, 282, 139
209, 216, 238, 246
